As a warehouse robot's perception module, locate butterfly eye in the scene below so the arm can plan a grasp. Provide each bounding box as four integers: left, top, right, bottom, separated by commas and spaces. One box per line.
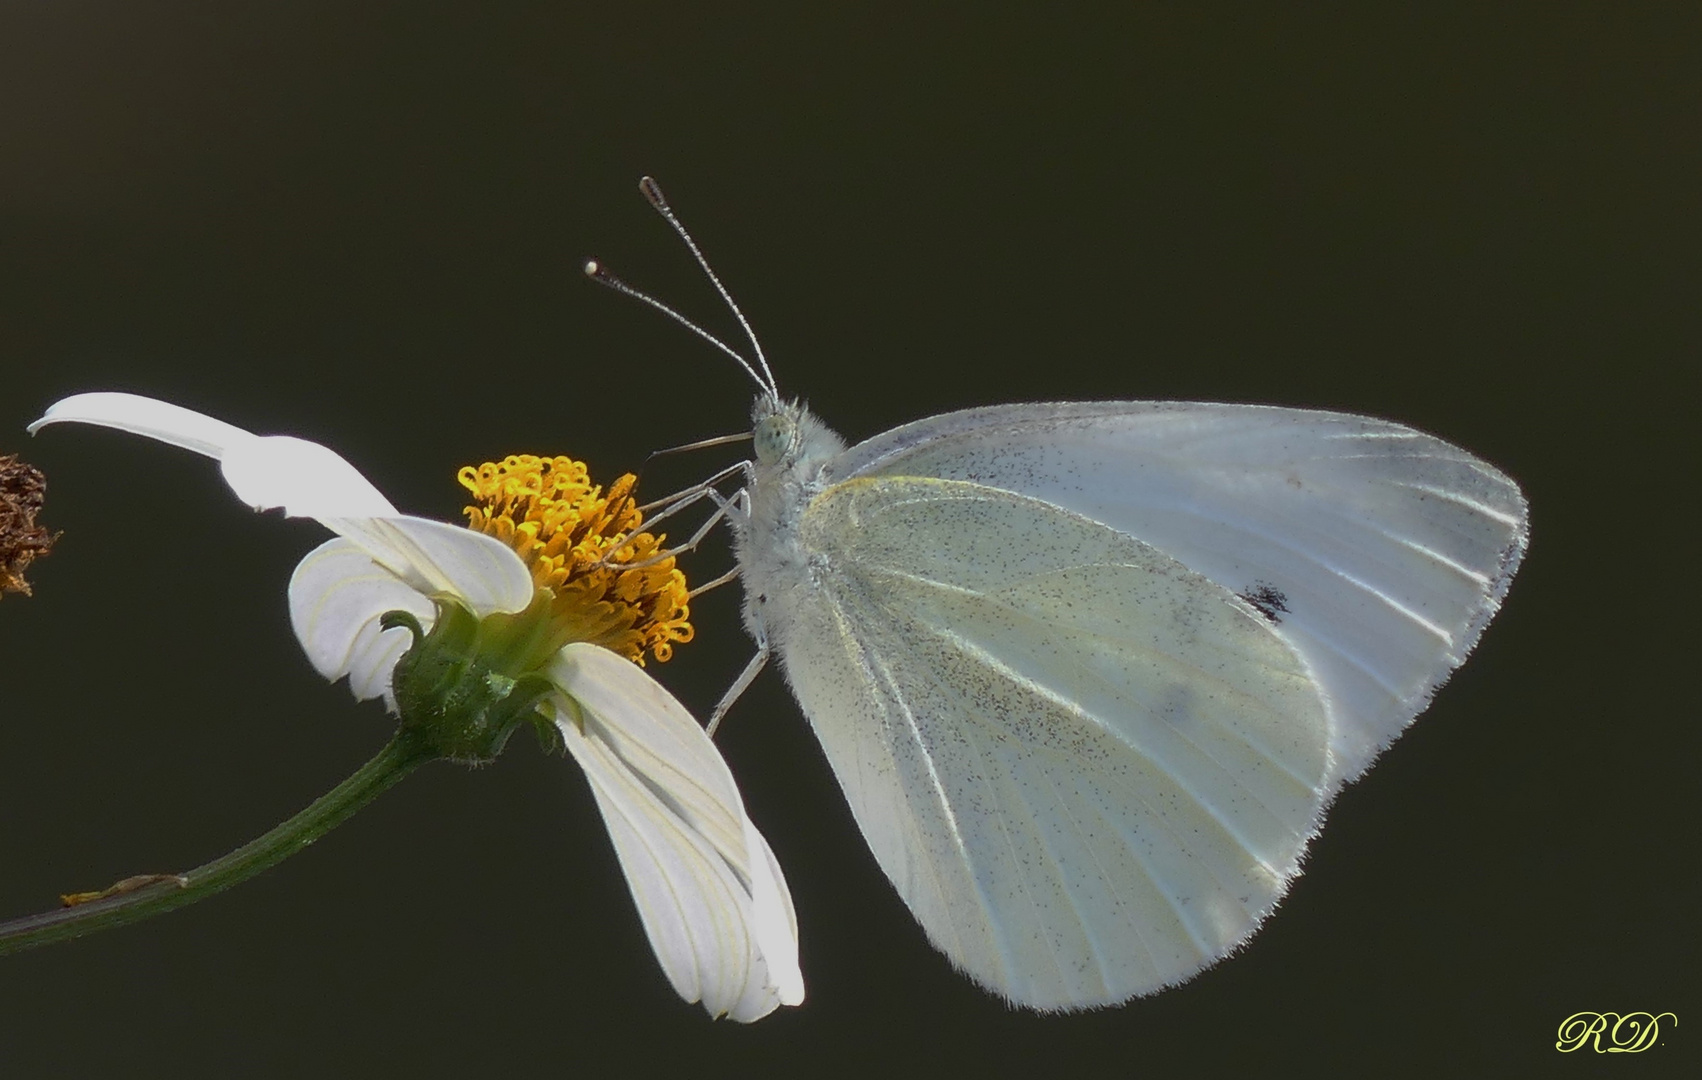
753, 414, 795, 464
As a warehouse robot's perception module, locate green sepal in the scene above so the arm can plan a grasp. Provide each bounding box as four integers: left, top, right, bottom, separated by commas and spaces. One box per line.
531, 712, 567, 756
385, 599, 559, 765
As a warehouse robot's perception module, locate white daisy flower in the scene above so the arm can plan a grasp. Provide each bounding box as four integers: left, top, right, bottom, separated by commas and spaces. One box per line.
25, 392, 803, 1022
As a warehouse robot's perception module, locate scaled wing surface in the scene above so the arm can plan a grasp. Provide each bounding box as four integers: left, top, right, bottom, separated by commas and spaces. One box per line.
777, 475, 1334, 1008
823, 401, 1529, 790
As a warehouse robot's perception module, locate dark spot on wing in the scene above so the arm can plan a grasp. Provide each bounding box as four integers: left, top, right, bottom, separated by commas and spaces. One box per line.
1238, 582, 1289, 623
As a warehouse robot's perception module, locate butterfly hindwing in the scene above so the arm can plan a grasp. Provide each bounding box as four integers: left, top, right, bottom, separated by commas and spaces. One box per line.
771, 475, 1333, 1008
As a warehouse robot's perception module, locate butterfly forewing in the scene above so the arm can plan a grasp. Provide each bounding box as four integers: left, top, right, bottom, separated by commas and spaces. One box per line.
777, 475, 1332, 1008
826, 402, 1529, 789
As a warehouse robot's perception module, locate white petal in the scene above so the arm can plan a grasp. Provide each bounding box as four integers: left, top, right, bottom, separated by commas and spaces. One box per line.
287, 526, 534, 704
743, 818, 801, 996
32, 393, 534, 619
29, 392, 255, 456
288, 538, 434, 707
30, 392, 398, 517
548, 643, 803, 1021
324, 517, 535, 618
221, 435, 397, 517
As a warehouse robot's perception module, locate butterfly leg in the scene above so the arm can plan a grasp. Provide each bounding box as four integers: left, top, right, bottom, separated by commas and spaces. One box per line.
706, 643, 769, 738
607, 478, 751, 573
636, 460, 747, 514
596, 473, 740, 571
699, 484, 749, 533
678, 488, 751, 599
687, 565, 741, 599
608, 462, 747, 562
601, 497, 733, 572
622, 487, 722, 553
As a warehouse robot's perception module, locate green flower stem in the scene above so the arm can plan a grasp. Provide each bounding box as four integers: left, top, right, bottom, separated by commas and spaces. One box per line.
0, 731, 436, 955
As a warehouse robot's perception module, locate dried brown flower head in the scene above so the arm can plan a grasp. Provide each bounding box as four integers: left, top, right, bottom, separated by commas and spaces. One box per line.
1, 454, 60, 598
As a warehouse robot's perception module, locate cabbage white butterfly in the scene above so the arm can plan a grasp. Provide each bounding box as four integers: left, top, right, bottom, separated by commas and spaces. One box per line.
593, 179, 1528, 1011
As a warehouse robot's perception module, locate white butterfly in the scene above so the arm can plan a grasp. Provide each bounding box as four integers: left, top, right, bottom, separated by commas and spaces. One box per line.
595, 179, 1529, 1012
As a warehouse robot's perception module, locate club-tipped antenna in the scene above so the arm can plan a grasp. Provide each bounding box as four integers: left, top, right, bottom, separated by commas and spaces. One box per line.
638, 176, 778, 397
582, 259, 771, 395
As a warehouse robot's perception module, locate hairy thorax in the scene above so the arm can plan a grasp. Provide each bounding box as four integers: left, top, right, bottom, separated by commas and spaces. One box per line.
736, 400, 847, 647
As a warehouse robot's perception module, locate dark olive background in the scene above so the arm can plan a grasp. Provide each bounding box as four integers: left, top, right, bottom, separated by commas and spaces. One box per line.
0, 4, 1695, 1077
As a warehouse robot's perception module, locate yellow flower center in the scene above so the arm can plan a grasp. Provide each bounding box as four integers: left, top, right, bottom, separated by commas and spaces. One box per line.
457, 455, 693, 666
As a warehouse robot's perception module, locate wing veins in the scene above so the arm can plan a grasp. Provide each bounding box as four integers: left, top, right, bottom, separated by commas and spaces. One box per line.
1161, 503, 1466, 644
827, 592, 1017, 985
1356, 522, 1494, 586
1088, 789, 1218, 963
1323, 430, 1427, 441
1024, 765, 1134, 995
834, 552, 1295, 996
956, 721, 1079, 996
861, 586, 1293, 879
903, 603, 1293, 938
857, 563, 1324, 794
1387, 479, 1523, 527
1016, 485, 1501, 646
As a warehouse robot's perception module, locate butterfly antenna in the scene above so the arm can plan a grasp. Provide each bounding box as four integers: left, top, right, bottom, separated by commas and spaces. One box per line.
582, 259, 772, 395
638, 176, 780, 398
